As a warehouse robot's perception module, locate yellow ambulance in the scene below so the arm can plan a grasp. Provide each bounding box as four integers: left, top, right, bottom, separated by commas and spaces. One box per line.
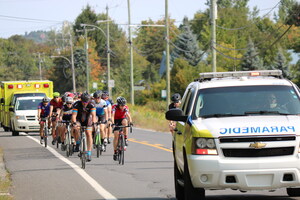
0, 80, 53, 136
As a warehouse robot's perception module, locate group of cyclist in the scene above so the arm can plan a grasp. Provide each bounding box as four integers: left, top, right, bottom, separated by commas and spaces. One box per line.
37, 91, 133, 162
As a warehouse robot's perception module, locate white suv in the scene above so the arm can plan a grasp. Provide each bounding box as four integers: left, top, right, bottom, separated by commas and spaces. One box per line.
166, 70, 300, 200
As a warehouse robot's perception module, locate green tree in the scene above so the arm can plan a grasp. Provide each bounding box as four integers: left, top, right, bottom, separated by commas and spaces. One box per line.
170, 17, 203, 66
240, 38, 263, 71
271, 47, 291, 79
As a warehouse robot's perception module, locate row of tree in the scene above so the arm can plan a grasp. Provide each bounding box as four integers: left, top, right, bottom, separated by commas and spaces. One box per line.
0, 0, 299, 105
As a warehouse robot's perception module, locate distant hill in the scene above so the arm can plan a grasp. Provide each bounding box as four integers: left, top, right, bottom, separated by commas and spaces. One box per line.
23, 30, 49, 43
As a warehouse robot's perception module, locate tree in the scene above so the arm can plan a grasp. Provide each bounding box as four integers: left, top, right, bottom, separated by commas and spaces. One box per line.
271, 47, 291, 79
170, 17, 203, 66
240, 38, 263, 71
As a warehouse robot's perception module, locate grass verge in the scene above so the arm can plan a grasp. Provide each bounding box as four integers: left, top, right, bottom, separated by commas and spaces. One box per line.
130, 103, 170, 133
0, 148, 13, 200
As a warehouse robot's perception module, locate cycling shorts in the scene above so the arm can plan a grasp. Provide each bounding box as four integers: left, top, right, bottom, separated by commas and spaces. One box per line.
96, 115, 106, 124
113, 118, 127, 131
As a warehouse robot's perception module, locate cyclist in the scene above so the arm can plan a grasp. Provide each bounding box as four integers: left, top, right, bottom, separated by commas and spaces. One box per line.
168, 93, 181, 135
102, 91, 113, 144
71, 92, 97, 162
92, 91, 108, 150
111, 96, 133, 161
37, 97, 51, 144
49, 92, 63, 145
58, 97, 75, 151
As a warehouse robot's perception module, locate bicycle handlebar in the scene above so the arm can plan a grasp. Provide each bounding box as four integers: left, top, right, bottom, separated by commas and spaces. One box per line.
112, 124, 133, 133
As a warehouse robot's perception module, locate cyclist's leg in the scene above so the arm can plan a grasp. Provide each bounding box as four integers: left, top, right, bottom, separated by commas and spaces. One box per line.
51, 116, 57, 141
39, 121, 44, 137
59, 124, 67, 150
121, 118, 129, 145
107, 121, 112, 144
73, 122, 81, 152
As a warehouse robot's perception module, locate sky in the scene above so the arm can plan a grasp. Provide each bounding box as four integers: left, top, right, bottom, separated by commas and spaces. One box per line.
0, 0, 295, 38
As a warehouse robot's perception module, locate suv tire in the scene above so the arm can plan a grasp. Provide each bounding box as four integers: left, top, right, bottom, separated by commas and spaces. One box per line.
174, 159, 184, 200
184, 151, 205, 200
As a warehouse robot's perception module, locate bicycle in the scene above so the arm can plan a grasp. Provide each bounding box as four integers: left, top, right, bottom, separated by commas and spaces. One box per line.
40, 117, 49, 148
78, 125, 88, 169
93, 121, 103, 158
114, 124, 132, 165
61, 120, 73, 157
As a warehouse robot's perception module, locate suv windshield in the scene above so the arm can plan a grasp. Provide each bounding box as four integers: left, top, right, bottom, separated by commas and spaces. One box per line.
194, 85, 300, 118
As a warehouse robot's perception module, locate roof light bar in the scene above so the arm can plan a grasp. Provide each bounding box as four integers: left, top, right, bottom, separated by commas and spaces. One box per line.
199, 70, 282, 80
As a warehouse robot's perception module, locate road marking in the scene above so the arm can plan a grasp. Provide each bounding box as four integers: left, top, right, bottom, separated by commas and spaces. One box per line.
22, 133, 118, 200
128, 138, 172, 152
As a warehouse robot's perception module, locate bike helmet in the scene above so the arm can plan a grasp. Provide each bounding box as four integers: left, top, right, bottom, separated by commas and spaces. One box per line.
93, 90, 102, 98
116, 96, 126, 106
101, 91, 109, 99
42, 97, 49, 103
65, 97, 73, 104
61, 95, 67, 103
81, 92, 90, 102
53, 92, 60, 98
171, 93, 181, 103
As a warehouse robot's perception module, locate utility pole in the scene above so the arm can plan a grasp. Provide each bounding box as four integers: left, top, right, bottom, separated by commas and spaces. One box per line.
106, 5, 112, 99
84, 27, 89, 93
69, 30, 76, 93
38, 53, 42, 80
211, 0, 217, 72
165, 0, 171, 107
127, 0, 134, 105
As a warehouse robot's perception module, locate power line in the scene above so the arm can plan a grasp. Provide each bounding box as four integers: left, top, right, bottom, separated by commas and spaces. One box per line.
0, 14, 62, 23
214, 24, 293, 61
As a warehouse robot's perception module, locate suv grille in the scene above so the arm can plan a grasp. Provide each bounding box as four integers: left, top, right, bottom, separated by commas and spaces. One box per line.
222, 147, 294, 157
26, 116, 36, 121
219, 136, 296, 143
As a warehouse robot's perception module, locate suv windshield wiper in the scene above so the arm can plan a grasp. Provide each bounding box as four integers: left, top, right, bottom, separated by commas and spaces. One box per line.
201, 113, 247, 118
244, 110, 290, 115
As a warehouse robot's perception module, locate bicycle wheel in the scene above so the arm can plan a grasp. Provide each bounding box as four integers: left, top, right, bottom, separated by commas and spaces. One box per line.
66, 131, 70, 157
44, 124, 48, 148
118, 135, 125, 165
95, 133, 101, 158
81, 137, 86, 169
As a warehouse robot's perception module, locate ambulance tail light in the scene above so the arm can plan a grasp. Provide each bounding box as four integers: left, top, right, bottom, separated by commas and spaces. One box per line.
43, 83, 49, 88
7, 85, 13, 89
192, 138, 218, 155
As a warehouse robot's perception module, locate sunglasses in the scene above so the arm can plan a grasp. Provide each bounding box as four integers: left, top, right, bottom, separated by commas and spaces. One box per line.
54, 96, 59, 98
66, 103, 72, 105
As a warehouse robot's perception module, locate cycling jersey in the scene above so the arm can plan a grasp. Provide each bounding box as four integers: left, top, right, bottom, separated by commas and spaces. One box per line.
50, 98, 63, 112
61, 104, 73, 121
72, 101, 96, 126
38, 102, 50, 118
112, 104, 129, 120
92, 99, 107, 116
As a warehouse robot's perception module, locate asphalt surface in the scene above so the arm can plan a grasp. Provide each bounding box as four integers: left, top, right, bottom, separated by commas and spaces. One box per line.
0, 127, 300, 200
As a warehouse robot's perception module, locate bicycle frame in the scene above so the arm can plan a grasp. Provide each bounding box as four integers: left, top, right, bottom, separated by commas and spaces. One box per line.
80, 126, 87, 169
41, 117, 48, 148
114, 124, 132, 165
61, 120, 73, 157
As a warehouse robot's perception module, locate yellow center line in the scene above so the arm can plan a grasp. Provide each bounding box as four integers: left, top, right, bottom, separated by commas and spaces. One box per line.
128, 138, 173, 152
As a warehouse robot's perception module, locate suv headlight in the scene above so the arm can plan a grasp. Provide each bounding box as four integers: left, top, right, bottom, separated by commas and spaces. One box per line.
16, 115, 26, 120
192, 137, 218, 155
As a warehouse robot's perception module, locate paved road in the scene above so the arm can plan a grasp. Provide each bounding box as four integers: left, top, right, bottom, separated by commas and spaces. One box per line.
0, 127, 299, 200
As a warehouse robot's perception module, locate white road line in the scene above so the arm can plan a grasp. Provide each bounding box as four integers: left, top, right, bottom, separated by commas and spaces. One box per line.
21, 133, 117, 200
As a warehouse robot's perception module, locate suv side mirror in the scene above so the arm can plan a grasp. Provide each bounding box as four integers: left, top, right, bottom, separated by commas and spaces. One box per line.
165, 109, 188, 122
